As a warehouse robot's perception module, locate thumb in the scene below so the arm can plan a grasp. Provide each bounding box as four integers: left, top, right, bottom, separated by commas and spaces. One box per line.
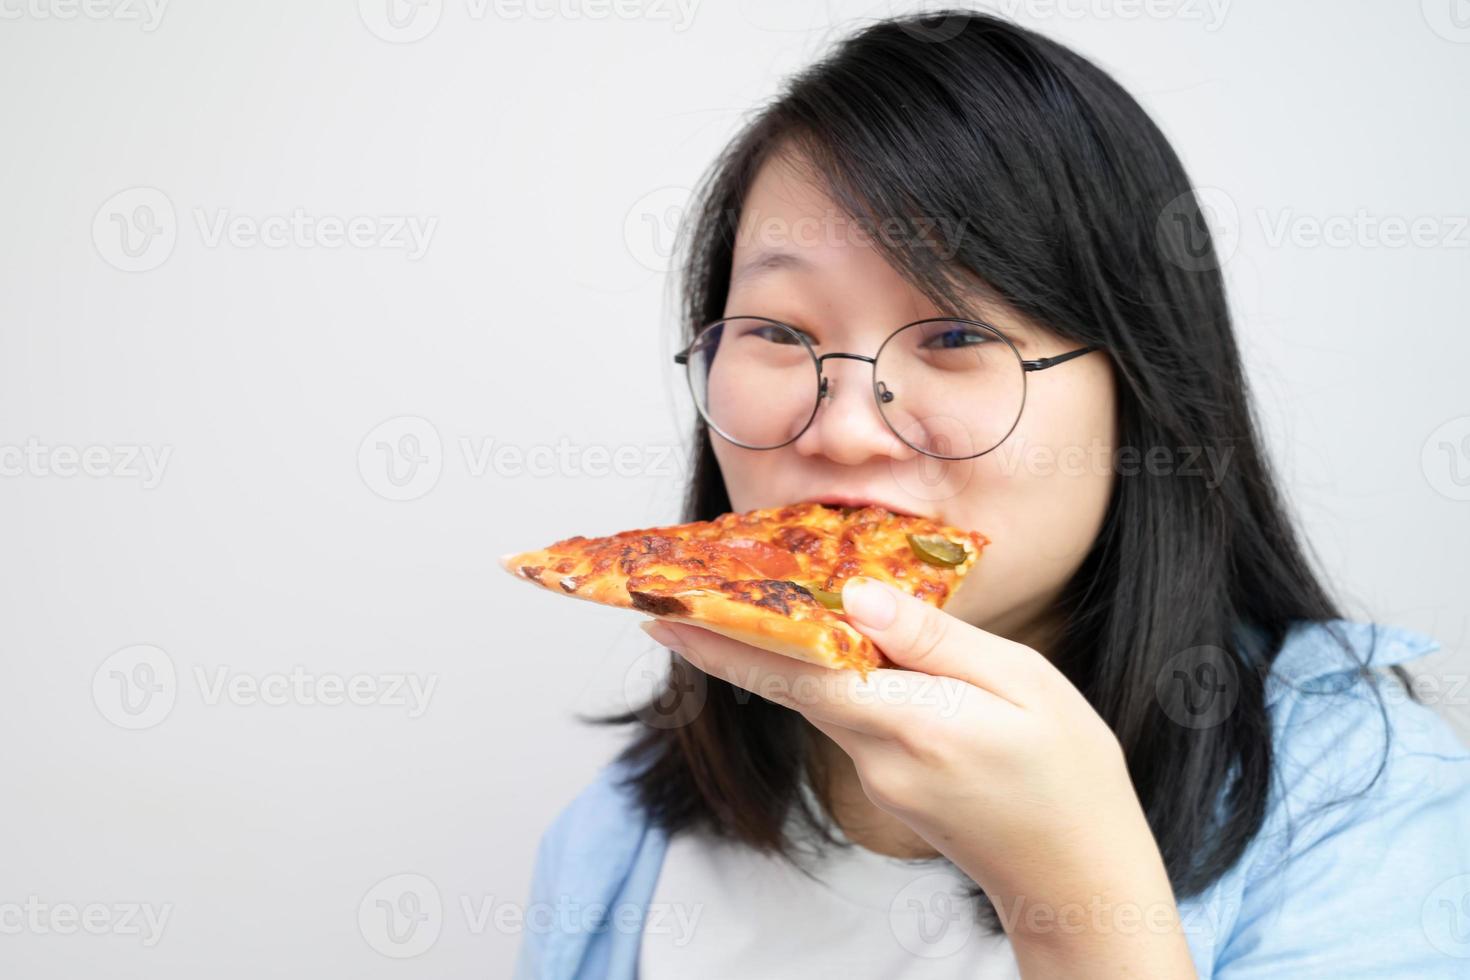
840, 576, 1032, 701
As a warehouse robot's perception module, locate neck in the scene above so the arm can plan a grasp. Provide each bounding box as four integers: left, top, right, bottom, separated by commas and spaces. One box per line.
803, 725, 941, 860
980, 588, 1067, 661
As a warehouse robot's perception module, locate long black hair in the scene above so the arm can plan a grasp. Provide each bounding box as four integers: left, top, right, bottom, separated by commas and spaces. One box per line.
589, 9, 1395, 923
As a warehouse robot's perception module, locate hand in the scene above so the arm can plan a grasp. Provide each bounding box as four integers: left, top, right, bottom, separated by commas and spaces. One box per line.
640, 576, 1197, 978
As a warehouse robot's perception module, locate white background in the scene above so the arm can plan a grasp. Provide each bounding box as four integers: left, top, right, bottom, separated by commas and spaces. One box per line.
1, 1, 1467, 976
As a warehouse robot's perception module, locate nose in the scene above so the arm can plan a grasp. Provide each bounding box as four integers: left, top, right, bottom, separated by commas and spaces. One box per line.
792, 354, 917, 465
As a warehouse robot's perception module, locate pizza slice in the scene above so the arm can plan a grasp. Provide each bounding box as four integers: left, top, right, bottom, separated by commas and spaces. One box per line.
499, 501, 987, 675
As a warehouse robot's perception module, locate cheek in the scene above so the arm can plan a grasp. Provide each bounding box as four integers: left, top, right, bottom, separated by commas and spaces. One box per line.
942, 361, 1117, 622
709, 437, 785, 512
705, 358, 814, 449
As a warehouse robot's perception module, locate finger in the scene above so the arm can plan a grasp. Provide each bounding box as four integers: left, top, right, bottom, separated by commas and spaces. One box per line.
839, 576, 1045, 706
804, 712, 889, 755
640, 619, 909, 738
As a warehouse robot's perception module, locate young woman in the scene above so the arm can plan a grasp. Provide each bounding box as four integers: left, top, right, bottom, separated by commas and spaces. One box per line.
515, 11, 1470, 978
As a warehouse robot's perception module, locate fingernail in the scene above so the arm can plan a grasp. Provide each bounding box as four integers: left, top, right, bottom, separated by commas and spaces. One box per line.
639, 620, 685, 652
843, 576, 897, 629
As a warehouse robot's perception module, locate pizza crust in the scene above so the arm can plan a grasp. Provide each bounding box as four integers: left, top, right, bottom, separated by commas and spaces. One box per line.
627, 582, 883, 674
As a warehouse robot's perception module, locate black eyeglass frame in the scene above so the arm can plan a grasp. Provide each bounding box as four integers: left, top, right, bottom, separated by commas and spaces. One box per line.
673, 315, 1100, 460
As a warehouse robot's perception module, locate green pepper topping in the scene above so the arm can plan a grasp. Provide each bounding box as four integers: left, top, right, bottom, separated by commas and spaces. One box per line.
907, 532, 967, 567
784, 580, 844, 610
806, 585, 844, 611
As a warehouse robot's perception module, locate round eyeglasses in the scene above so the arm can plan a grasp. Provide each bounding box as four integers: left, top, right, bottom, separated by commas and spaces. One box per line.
674, 316, 1099, 461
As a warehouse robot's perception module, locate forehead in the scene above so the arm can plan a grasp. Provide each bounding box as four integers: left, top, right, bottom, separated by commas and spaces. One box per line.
729, 152, 933, 313
737, 149, 840, 232
726, 150, 1040, 342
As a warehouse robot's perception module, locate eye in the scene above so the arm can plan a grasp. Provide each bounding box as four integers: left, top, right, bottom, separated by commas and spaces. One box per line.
743, 323, 811, 345
918, 326, 994, 350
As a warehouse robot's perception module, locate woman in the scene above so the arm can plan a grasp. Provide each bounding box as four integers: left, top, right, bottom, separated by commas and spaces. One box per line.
515, 10, 1470, 978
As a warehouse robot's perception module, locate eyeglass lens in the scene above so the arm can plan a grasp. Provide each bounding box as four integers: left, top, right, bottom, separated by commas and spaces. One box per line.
683, 317, 1025, 460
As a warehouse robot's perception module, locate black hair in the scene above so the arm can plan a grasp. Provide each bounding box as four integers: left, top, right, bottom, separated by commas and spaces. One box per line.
588, 9, 1399, 926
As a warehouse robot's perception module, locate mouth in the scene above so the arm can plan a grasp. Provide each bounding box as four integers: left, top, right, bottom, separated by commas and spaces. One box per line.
800, 494, 924, 518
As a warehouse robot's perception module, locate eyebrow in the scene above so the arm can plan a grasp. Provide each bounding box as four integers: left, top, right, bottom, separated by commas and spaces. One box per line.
726, 250, 1036, 344
729, 249, 814, 288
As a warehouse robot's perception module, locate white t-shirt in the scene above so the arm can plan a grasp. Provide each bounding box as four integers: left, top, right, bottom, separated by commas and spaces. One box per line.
638, 778, 1019, 978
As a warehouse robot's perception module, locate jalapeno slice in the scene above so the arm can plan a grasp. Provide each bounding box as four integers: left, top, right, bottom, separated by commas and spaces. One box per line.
806, 585, 844, 610
907, 533, 967, 567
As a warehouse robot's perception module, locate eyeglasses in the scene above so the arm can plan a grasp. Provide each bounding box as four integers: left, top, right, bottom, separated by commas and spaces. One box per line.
674, 316, 1099, 461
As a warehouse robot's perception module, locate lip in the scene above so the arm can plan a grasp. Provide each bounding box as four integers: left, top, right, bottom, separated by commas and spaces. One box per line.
800, 494, 923, 518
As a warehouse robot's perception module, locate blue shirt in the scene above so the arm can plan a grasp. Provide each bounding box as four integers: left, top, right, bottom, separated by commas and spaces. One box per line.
514, 620, 1470, 978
